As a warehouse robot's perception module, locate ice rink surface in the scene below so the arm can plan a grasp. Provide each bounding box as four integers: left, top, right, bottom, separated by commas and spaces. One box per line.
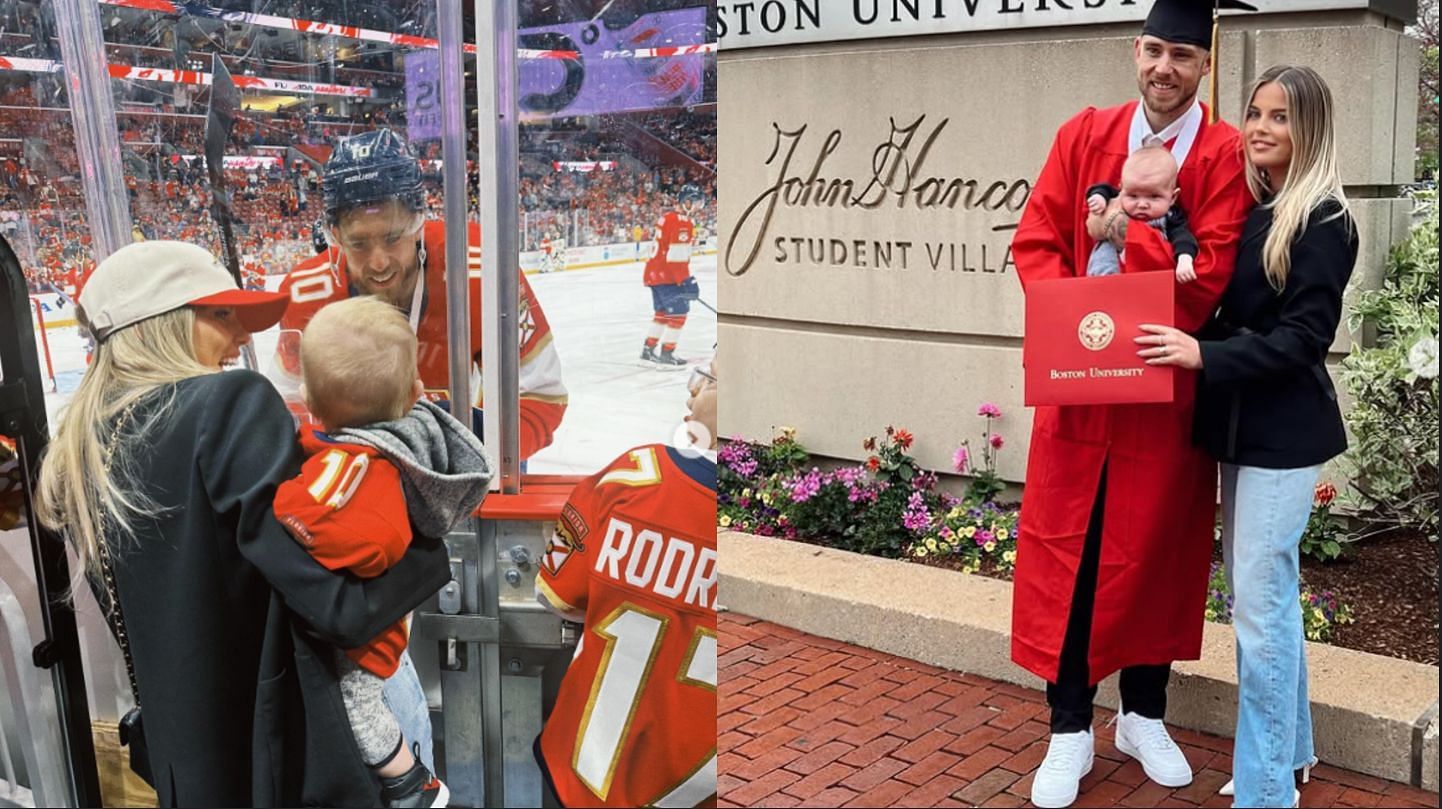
36, 254, 718, 477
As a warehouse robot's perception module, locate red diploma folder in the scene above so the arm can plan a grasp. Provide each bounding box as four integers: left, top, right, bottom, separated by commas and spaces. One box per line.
1023, 272, 1175, 406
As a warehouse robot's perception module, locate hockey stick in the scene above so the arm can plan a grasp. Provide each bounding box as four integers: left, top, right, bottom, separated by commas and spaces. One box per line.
692, 295, 717, 315
203, 52, 258, 369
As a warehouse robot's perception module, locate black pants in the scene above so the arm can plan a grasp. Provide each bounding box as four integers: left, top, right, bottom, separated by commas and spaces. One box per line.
1046, 464, 1171, 734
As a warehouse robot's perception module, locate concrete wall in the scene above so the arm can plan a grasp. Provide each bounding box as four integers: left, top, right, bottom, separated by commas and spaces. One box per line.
717, 10, 1421, 481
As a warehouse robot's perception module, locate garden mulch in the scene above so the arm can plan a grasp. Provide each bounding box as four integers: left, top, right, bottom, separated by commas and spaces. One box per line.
1298, 529, 1438, 666
719, 612, 1441, 809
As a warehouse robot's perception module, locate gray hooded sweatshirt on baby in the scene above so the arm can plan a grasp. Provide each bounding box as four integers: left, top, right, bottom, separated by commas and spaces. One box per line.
331, 399, 493, 537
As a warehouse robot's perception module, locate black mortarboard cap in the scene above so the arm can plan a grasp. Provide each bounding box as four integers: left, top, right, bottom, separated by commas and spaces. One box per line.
1142, 0, 1257, 49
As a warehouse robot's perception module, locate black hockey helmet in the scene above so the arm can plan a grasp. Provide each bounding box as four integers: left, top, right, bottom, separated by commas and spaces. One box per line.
678, 184, 704, 208
322, 129, 425, 225
311, 219, 329, 254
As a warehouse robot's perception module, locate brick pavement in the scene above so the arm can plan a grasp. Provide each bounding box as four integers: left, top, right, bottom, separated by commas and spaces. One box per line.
719, 613, 1440, 809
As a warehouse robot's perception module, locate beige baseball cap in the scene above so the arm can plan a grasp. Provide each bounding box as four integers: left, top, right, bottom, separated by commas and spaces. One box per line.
79, 241, 288, 341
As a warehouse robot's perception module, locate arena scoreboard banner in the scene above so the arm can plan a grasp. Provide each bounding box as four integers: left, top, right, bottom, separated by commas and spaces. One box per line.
518, 8, 709, 118
716, 0, 1410, 50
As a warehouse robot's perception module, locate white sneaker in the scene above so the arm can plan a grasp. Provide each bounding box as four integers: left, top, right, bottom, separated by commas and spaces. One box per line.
1114, 712, 1193, 787
1031, 729, 1094, 809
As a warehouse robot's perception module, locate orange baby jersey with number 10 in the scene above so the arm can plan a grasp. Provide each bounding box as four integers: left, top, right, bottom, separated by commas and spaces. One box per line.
273, 427, 412, 679
536, 445, 718, 808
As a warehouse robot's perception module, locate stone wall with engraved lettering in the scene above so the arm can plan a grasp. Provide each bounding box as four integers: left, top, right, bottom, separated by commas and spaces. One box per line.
717, 6, 1419, 482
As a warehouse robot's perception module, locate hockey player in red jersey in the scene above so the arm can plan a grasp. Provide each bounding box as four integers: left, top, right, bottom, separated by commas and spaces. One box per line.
639, 184, 704, 370
534, 357, 718, 808
274, 129, 567, 459
273, 297, 491, 809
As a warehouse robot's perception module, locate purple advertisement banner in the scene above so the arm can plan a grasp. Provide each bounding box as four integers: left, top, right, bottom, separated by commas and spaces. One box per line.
406, 50, 441, 142
518, 8, 708, 119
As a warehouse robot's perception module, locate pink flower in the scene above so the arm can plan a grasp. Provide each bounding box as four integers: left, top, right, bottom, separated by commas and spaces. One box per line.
989, 434, 1004, 450
952, 444, 971, 473
978, 403, 1002, 418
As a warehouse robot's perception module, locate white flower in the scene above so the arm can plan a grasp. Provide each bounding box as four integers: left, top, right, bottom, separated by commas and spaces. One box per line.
1408, 335, 1439, 379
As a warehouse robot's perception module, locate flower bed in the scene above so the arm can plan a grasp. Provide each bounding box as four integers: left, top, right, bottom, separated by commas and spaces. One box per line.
719, 405, 1368, 649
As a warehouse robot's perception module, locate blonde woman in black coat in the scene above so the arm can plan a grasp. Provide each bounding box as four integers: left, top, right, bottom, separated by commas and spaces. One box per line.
36, 241, 449, 807
1138, 65, 1356, 808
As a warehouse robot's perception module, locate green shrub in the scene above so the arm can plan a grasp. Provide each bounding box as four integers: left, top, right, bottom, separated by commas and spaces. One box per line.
1341, 193, 1439, 541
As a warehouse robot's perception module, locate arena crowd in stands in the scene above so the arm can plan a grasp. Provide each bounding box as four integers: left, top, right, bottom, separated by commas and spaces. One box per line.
2, 0, 714, 294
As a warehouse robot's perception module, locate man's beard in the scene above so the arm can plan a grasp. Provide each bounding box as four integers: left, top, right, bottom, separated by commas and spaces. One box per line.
1138, 76, 1196, 118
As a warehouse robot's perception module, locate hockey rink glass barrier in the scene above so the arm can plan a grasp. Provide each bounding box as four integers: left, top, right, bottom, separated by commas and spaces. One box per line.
3, 0, 713, 805
10, 0, 715, 473
512, 1, 716, 475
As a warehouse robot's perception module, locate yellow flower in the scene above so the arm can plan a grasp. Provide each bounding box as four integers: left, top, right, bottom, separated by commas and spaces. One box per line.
983, 541, 996, 553
915, 547, 929, 558
1205, 609, 1216, 620
925, 538, 938, 552
963, 563, 978, 574
742, 488, 752, 498
996, 528, 1009, 540
1002, 550, 1016, 564
948, 507, 964, 520
1312, 608, 1325, 623
719, 514, 732, 527
761, 492, 773, 506
963, 526, 976, 538
939, 542, 952, 554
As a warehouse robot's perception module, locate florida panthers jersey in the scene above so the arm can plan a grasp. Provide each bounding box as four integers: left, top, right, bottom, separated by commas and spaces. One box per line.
536, 445, 718, 808
273, 427, 410, 678
643, 212, 695, 287
276, 220, 567, 459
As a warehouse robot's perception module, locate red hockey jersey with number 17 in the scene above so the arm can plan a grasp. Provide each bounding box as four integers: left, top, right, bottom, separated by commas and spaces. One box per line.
536, 445, 718, 809
273, 426, 411, 679
643, 211, 695, 287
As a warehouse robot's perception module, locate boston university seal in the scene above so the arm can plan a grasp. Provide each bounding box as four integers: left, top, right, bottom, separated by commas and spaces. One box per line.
1077, 311, 1115, 351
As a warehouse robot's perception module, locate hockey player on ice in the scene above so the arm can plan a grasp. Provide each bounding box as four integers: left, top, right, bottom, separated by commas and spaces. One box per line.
539, 231, 567, 274
639, 184, 703, 370
274, 129, 567, 460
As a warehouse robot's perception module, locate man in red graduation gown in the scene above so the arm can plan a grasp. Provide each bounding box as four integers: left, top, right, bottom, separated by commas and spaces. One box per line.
1010, 2, 1255, 806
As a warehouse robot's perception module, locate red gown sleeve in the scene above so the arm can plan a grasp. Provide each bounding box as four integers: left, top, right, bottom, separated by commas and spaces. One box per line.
1012, 109, 1095, 289
1122, 131, 1252, 331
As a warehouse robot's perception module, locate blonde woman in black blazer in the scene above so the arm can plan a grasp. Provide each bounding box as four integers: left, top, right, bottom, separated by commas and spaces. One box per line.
1138, 65, 1356, 809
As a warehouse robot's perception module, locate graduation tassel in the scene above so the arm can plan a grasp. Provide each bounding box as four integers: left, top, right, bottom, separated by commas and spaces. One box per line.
1208, 2, 1220, 123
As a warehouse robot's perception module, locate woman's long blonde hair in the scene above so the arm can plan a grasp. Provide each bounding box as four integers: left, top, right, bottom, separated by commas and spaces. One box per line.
1243, 64, 1350, 291
34, 306, 213, 582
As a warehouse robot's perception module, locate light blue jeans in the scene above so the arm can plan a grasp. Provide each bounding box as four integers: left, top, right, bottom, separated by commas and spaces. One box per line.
1220, 463, 1320, 808
382, 648, 436, 774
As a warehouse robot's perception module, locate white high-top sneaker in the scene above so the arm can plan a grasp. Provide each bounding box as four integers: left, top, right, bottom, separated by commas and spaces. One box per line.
1031, 729, 1094, 809
1114, 712, 1193, 787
